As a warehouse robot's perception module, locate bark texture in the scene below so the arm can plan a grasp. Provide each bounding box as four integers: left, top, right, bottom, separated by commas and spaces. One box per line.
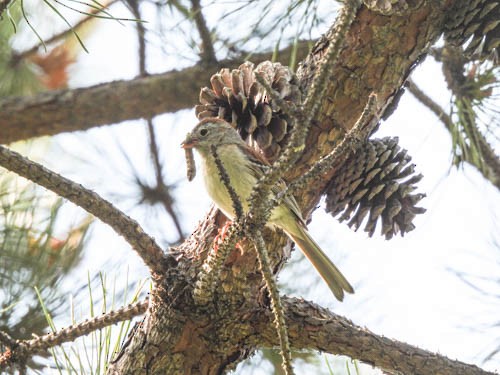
261, 298, 493, 375
106, 2, 482, 374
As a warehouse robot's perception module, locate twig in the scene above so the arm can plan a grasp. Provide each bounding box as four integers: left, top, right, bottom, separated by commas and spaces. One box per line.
190, 0, 217, 64
301, 0, 361, 125
406, 79, 454, 132
251, 231, 293, 375
210, 145, 243, 219
127, 0, 146, 76
247, 0, 362, 229
192, 221, 242, 305
407, 79, 500, 189
129, 0, 186, 241
0, 300, 148, 370
147, 119, 185, 241
192, 146, 244, 305
0, 145, 166, 275
284, 93, 379, 197
24, 300, 148, 353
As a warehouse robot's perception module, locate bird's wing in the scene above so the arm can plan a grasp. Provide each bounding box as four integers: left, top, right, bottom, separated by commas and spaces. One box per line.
240, 143, 306, 226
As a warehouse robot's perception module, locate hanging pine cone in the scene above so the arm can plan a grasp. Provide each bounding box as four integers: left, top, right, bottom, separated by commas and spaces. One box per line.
325, 137, 426, 240
444, 0, 500, 61
195, 61, 301, 161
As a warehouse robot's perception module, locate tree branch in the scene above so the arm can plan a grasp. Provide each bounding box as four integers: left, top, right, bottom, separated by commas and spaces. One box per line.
0, 42, 311, 144
252, 231, 292, 374
0, 300, 148, 370
406, 79, 455, 132
407, 79, 500, 190
190, 0, 217, 64
257, 297, 495, 375
0, 145, 167, 275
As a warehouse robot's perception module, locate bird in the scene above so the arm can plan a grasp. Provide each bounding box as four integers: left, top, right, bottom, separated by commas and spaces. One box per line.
181, 117, 354, 301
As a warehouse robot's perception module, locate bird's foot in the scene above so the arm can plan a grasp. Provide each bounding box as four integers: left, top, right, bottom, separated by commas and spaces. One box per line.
213, 221, 243, 253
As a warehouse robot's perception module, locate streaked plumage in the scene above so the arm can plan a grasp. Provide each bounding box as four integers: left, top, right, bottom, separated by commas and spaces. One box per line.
182, 118, 354, 301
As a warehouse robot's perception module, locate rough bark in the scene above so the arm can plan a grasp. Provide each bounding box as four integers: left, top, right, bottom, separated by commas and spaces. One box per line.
260, 297, 493, 375
106, 2, 478, 374
0, 44, 310, 145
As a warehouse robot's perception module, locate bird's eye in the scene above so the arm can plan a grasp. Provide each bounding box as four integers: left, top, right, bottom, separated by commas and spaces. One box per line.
200, 128, 209, 136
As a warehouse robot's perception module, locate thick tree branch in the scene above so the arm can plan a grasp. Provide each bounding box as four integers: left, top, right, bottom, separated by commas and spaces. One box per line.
257, 297, 495, 375
0, 145, 167, 275
0, 43, 311, 145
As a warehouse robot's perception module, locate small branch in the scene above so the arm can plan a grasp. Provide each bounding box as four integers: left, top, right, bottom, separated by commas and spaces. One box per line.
190, 0, 217, 64
246, 0, 362, 230
257, 297, 495, 375
0, 145, 166, 275
302, 0, 361, 125
192, 220, 242, 305
0, 300, 148, 370
24, 300, 148, 353
252, 231, 293, 375
407, 79, 500, 190
168, 0, 217, 63
284, 93, 379, 197
407, 79, 454, 132
128, 0, 185, 242
210, 145, 243, 219
146, 119, 185, 242
192, 146, 244, 305
205, 145, 293, 372
127, 0, 146, 76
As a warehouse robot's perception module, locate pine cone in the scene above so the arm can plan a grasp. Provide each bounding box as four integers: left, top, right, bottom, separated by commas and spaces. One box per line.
363, 0, 424, 16
195, 61, 301, 161
325, 137, 425, 240
444, 0, 500, 61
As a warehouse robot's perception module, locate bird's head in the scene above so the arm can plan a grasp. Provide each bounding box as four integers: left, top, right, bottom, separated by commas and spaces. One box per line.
181, 118, 242, 154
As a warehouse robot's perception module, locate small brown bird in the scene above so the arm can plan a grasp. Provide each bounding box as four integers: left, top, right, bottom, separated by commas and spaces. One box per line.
182, 118, 354, 301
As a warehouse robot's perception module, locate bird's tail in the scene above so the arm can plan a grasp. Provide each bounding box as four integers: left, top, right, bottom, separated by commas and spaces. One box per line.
285, 222, 354, 301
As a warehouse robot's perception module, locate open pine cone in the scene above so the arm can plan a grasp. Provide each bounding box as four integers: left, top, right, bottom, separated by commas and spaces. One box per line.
363, 0, 424, 16
444, 0, 500, 60
325, 137, 426, 240
195, 61, 301, 161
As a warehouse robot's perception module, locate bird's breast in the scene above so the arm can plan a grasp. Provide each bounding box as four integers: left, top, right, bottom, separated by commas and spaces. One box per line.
202, 144, 256, 219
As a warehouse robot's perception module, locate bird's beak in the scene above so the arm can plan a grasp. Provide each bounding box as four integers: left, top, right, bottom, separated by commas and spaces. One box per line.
181, 134, 197, 149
